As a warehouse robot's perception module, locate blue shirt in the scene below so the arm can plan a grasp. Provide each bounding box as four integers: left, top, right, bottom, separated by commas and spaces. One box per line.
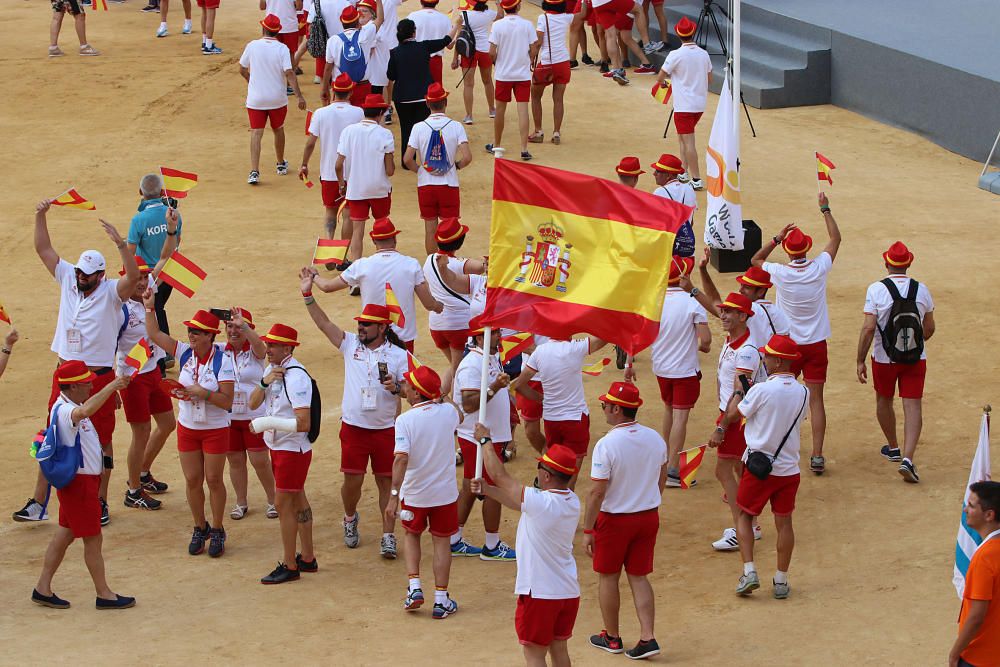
127, 199, 182, 266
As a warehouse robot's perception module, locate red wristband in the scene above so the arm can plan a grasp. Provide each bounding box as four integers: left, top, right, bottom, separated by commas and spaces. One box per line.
583, 529, 595, 535
301, 291, 313, 298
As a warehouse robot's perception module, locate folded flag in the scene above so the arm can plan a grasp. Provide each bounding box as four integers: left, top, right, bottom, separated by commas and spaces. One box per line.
313, 238, 349, 265
305, 110, 313, 136
51, 188, 96, 211
954, 410, 992, 597
0, 302, 10, 325
385, 283, 405, 328
407, 350, 424, 374
651, 79, 672, 105
301, 174, 314, 189
816, 152, 835, 185
160, 166, 199, 199
159, 251, 207, 298
124, 338, 152, 376
499, 332, 534, 364
581, 358, 611, 376
678, 445, 706, 489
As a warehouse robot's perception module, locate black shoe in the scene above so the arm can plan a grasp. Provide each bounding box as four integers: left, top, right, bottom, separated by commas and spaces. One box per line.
32, 589, 70, 609
100, 498, 110, 526
140, 473, 169, 494
590, 630, 624, 654
296, 553, 319, 573
140, 2, 159, 11
582, 53, 595, 66
485, 143, 495, 154
625, 639, 661, 660
335, 259, 352, 272
124, 489, 162, 510
880, 445, 901, 462
261, 562, 301, 584
208, 527, 226, 557
521, 151, 533, 161
898, 459, 920, 483
96, 594, 136, 610
599, 61, 610, 74
188, 523, 209, 555
622, 58, 632, 68
569, 59, 579, 69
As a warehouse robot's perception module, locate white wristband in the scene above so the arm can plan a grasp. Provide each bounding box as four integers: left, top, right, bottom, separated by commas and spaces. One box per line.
250, 416, 298, 434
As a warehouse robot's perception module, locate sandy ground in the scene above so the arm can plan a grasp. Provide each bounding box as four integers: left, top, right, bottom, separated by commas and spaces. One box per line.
1, 1, 998, 664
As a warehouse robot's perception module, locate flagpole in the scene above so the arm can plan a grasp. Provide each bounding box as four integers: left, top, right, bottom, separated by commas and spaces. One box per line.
815, 152, 823, 196
475, 326, 492, 480
732, 0, 741, 143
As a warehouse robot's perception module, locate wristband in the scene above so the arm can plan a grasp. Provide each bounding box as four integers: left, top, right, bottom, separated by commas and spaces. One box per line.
205, 389, 213, 400
166, 230, 178, 236
301, 291, 313, 298
773, 235, 782, 245
583, 529, 595, 535
1, 347, 10, 355
259, 379, 270, 389
820, 206, 831, 213
145, 308, 154, 313
303, 296, 316, 306
690, 287, 700, 297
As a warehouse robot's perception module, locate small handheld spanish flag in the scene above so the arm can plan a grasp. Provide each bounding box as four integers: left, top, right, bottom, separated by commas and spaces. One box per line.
0, 302, 10, 325
678, 445, 706, 489
581, 358, 611, 376
159, 251, 207, 298
499, 332, 533, 364
313, 238, 349, 265
91, 0, 108, 10
124, 338, 152, 376
651, 79, 672, 105
816, 152, 835, 185
407, 350, 423, 374
301, 173, 314, 189
385, 283, 405, 328
160, 166, 199, 199
51, 188, 96, 211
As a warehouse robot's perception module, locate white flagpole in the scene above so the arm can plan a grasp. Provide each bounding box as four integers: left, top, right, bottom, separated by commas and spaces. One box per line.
732, 0, 741, 143
475, 326, 492, 480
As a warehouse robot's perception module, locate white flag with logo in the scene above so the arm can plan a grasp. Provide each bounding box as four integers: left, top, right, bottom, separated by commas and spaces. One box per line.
953, 411, 992, 597
703, 72, 744, 250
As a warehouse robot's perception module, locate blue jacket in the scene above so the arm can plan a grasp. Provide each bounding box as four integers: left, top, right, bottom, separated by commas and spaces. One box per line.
127, 199, 182, 266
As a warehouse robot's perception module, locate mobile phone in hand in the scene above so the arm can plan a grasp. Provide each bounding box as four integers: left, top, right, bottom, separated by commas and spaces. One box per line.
378, 362, 389, 383
209, 308, 232, 322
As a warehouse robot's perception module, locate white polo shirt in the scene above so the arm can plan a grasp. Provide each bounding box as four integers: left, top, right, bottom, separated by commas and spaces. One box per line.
468, 273, 487, 319
116, 298, 165, 376
489, 14, 538, 82
738, 373, 809, 476
394, 400, 461, 507
51, 395, 103, 475
525, 339, 590, 421
308, 0, 352, 38
263, 355, 314, 452
653, 180, 696, 224
367, 0, 402, 86
464, 8, 495, 54
337, 120, 395, 200
661, 43, 712, 113
454, 347, 512, 442
226, 341, 267, 421
409, 7, 452, 57
264, 0, 299, 32
325, 24, 378, 79
342, 250, 426, 342
239, 37, 293, 111
174, 342, 236, 430
52, 259, 124, 368
590, 422, 667, 514
514, 487, 581, 599
747, 300, 792, 350
309, 102, 364, 182
650, 287, 707, 379
423, 254, 472, 331
863, 275, 934, 364
717, 330, 763, 412
407, 114, 469, 188
535, 13, 572, 65
337, 332, 407, 429
762, 252, 834, 344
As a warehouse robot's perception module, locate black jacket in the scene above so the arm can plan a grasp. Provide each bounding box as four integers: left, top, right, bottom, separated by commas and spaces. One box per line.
387, 37, 453, 103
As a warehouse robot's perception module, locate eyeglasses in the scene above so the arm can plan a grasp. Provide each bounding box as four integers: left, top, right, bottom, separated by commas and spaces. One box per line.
187, 328, 211, 336
358, 321, 381, 328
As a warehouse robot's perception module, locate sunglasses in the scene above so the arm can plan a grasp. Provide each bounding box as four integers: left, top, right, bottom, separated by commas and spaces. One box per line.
187, 328, 212, 336
358, 321, 381, 328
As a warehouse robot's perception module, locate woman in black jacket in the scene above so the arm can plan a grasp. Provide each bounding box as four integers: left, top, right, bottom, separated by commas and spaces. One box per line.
387, 18, 462, 152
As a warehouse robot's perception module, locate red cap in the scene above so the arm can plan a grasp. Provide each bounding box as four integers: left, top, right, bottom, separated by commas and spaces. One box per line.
718, 292, 755, 317
354, 303, 392, 324
736, 266, 772, 289
404, 365, 442, 399
669, 255, 695, 284
882, 241, 913, 268
340, 5, 360, 23
183, 310, 222, 334
260, 323, 300, 347
537, 445, 578, 476
436, 217, 469, 244
362, 93, 390, 110
426, 82, 449, 102
235, 307, 255, 329
370, 217, 401, 240
500, 0, 519, 8
616, 156, 645, 176
422, 0, 441, 4
260, 13, 283, 32
651, 153, 684, 173
357, 0, 377, 11
675, 16, 696, 38
119, 256, 151, 276
332, 72, 355, 91
599, 381, 643, 408
760, 334, 801, 360
782, 228, 812, 255
56, 360, 97, 385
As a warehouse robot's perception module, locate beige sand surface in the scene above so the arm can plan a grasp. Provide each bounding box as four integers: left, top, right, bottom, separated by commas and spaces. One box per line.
1, 1, 998, 664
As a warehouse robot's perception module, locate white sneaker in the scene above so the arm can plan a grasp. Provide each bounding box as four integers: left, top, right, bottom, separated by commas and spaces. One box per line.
462, 115, 473, 125
313, 75, 322, 84
265, 503, 279, 519
712, 527, 739, 551
691, 178, 705, 191
677, 172, 691, 183
12, 498, 49, 522
156, 26, 168, 38
753, 524, 762, 540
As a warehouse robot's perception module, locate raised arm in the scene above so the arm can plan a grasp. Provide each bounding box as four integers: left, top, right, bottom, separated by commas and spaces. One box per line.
751, 223, 797, 268
231, 307, 267, 359
695, 248, 721, 303
679, 269, 720, 318
103, 220, 140, 300
0, 328, 19, 380
818, 193, 841, 261
141, 287, 179, 352
469, 423, 523, 511
301, 267, 346, 348
34, 200, 59, 277
585, 335, 608, 353
71, 375, 131, 424
152, 207, 180, 279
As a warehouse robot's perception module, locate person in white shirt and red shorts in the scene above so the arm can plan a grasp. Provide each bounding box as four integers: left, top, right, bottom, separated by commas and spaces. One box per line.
528, 0, 574, 147
409, 0, 452, 84
487, 0, 539, 160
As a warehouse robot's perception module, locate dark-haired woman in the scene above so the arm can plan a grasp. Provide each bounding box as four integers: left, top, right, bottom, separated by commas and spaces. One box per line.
529, 0, 574, 145
450, 1, 500, 124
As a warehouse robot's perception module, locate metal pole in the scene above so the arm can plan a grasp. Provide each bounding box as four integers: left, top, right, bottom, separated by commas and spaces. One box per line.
474, 326, 492, 480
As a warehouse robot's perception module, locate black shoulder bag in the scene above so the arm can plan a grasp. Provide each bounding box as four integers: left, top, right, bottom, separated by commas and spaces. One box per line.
745, 387, 808, 480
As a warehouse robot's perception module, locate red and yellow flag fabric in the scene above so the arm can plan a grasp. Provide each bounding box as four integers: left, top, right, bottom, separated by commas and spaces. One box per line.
301, 174, 314, 189
313, 238, 349, 265
51, 188, 96, 211
159, 251, 207, 298
651, 79, 672, 105
407, 350, 423, 374
90, 0, 108, 10
0, 302, 10, 325
816, 152, 835, 184
160, 167, 199, 199
678, 445, 706, 489
481, 161, 691, 354
385, 283, 405, 328
305, 110, 313, 135
499, 332, 534, 364
581, 358, 611, 376
124, 338, 152, 376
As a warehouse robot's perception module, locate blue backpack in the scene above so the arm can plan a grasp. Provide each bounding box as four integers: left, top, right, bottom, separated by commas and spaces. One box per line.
422, 120, 452, 176
35, 404, 83, 490
338, 31, 367, 83
179, 344, 225, 380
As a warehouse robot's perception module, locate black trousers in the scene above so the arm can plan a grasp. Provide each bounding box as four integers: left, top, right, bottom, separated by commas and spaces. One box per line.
395, 101, 430, 158
154, 281, 173, 338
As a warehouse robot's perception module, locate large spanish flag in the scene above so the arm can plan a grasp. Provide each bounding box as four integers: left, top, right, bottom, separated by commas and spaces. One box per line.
51, 188, 96, 211
481, 161, 691, 354
159, 251, 207, 298
160, 166, 199, 199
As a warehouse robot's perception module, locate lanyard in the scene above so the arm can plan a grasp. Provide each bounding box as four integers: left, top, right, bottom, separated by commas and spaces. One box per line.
357, 339, 388, 383
192, 346, 215, 384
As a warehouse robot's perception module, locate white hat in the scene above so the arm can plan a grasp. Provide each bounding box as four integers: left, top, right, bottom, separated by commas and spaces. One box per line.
75, 250, 107, 275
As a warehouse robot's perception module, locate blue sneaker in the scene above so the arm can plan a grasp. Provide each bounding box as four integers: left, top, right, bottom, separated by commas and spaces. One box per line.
156, 26, 168, 38
450, 539, 482, 557
203, 45, 223, 55
480, 541, 516, 562
404, 588, 424, 611
432, 597, 458, 619
182, 24, 192, 35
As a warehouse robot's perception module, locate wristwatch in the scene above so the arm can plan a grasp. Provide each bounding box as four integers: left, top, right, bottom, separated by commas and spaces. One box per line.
690, 287, 700, 297
486, 388, 496, 399
390, 489, 399, 497
479, 436, 492, 445
715, 426, 725, 434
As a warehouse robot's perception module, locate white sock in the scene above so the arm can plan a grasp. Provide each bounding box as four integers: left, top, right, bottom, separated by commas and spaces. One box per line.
183, 18, 192, 29
201, 34, 207, 45
159, 21, 167, 31
903, 457, 912, 465
434, 588, 448, 605
343, 513, 356, 524
382, 532, 393, 540
485, 532, 500, 550
205, 37, 214, 48
774, 570, 788, 585
141, 470, 150, 477
743, 561, 756, 576
128, 487, 139, 494
408, 576, 421, 592
450, 526, 463, 545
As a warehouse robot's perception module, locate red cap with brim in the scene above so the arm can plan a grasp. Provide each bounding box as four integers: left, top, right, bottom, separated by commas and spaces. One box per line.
333, 72, 355, 91
883, 241, 913, 268
736, 266, 772, 289
120, 256, 151, 276
404, 365, 442, 399
183, 310, 222, 334
261, 13, 283, 32
782, 228, 812, 255
759, 334, 801, 360
599, 381, 643, 408
616, 156, 645, 176
260, 323, 300, 347
436, 218, 469, 244
668, 255, 695, 284
718, 292, 755, 317
355, 303, 392, 324
56, 360, 97, 385
675, 16, 696, 38
537, 445, 578, 476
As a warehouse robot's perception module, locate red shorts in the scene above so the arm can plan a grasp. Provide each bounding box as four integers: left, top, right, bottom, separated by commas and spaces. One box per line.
544, 414, 590, 459
593, 0, 633, 30
401, 499, 458, 537
736, 470, 800, 517
430, 328, 469, 351
585, 6, 597, 27
278, 31, 298, 55
458, 437, 507, 483
565, 0, 581, 13
429, 55, 443, 85
515, 594, 580, 647
196, 0, 220, 8
57, 473, 101, 538
656, 374, 701, 409
716, 411, 746, 459
120, 368, 173, 423
615, 14, 634, 30
340, 421, 394, 476
791, 340, 828, 384
872, 359, 926, 399
516, 380, 543, 421
674, 111, 703, 135
347, 195, 391, 222
417, 185, 461, 220
50, 367, 116, 444
349, 81, 373, 108
229, 418, 267, 452
532, 61, 572, 86
177, 424, 230, 455
296, 11, 309, 37
593, 509, 659, 575
321, 180, 344, 209
248, 106, 288, 130
271, 449, 312, 492
495, 80, 530, 103
460, 51, 492, 70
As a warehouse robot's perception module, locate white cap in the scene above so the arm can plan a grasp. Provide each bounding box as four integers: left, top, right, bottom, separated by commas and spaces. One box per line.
75, 250, 107, 275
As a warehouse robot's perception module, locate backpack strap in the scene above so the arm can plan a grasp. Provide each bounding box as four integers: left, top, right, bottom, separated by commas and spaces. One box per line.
759, 302, 777, 335
905, 278, 919, 300
431, 256, 470, 304
179, 347, 193, 368
114, 303, 130, 354
771, 387, 808, 461
880, 277, 903, 301
281, 365, 314, 404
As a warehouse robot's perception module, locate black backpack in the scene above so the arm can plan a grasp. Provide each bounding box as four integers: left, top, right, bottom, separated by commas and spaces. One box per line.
455, 11, 476, 59
876, 278, 924, 364
283, 365, 322, 443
